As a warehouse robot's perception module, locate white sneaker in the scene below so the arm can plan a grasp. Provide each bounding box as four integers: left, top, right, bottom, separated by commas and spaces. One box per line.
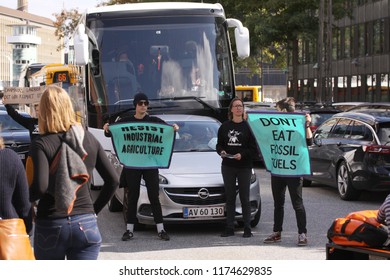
298, 233, 308, 246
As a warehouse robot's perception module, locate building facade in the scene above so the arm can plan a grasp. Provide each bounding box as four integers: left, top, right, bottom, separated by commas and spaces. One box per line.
288, 0, 390, 104
0, 5, 63, 88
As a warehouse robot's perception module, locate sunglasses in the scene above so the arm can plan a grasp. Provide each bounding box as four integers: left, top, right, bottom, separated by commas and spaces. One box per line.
137, 101, 149, 106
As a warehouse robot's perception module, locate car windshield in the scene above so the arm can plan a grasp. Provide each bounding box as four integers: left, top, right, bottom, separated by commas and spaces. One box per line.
311, 113, 337, 127
0, 115, 28, 131
167, 120, 220, 152
377, 123, 390, 145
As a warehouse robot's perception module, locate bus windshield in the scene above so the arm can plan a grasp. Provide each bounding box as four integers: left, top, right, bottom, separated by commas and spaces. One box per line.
87, 15, 234, 110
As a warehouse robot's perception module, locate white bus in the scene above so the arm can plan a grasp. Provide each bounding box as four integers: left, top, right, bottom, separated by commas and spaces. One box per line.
72, 2, 250, 186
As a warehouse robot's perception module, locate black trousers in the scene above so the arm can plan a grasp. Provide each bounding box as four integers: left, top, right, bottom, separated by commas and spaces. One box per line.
270, 175, 307, 234
221, 165, 252, 229
122, 169, 164, 224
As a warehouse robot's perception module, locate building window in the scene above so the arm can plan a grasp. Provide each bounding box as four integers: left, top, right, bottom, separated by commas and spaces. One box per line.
358, 23, 365, 56
373, 19, 384, 54
344, 26, 351, 59
332, 27, 341, 60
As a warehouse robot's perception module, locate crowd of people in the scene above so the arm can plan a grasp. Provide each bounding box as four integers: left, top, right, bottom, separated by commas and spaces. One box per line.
3, 85, 390, 260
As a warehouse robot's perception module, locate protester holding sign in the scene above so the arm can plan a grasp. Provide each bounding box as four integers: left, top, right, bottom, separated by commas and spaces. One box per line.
104, 92, 178, 242
216, 97, 258, 238
2, 97, 39, 142
262, 97, 312, 246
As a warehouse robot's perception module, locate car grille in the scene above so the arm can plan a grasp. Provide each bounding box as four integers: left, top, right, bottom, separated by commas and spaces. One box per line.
5, 143, 30, 153
164, 187, 226, 205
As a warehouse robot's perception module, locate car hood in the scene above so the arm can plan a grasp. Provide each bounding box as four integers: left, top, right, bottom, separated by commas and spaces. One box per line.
164, 151, 221, 174
0, 130, 30, 143
160, 151, 223, 184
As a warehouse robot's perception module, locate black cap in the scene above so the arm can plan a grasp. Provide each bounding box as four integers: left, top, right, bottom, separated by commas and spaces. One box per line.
133, 92, 149, 106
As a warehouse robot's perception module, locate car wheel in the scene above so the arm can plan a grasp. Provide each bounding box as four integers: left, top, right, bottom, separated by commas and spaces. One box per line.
337, 161, 360, 201
302, 179, 312, 187
250, 206, 261, 228
237, 200, 261, 228
108, 195, 122, 212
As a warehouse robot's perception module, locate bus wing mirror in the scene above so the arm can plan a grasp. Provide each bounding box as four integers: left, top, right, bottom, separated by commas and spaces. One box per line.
227, 18, 250, 58
74, 24, 89, 65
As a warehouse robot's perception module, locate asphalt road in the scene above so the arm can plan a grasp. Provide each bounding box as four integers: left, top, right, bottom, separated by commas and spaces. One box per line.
94, 166, 388, 260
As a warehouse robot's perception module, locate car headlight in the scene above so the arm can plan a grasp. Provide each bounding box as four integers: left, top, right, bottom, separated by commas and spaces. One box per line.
250, 170, 257, 184
159, 174, 168, 184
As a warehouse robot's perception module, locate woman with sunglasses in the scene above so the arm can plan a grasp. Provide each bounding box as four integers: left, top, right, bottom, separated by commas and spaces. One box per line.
104, 92, 178, 241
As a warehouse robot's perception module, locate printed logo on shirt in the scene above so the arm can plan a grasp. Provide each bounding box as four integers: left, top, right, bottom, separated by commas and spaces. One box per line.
32, 124, 39, 134
228, 129, 242, 146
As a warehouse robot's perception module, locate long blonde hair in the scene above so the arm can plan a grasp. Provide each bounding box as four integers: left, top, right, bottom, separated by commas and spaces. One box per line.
0, 136, 4, 149
38, 85, 77, 134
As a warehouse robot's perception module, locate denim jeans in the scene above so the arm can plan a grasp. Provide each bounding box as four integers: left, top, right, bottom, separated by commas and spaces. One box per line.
34, 213, 102, 260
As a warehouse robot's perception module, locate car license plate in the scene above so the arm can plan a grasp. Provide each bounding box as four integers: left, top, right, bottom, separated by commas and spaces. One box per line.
183, 206, 224, 218
19, 154, 25, 159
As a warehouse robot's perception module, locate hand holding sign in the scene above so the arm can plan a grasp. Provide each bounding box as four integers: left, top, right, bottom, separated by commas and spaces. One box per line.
247, 111, 311, 176
109, 121, 175, 169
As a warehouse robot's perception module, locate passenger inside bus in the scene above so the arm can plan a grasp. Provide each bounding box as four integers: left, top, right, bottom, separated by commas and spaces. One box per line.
102, 50, 138, 102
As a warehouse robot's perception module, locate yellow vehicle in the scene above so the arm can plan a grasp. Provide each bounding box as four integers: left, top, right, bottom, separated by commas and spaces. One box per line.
28, 63, 80, 91
235, 85, 263, 102
28, 63, 83, 123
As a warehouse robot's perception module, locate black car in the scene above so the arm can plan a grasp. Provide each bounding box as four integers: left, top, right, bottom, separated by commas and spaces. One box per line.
0, 110, 31, 164
345, 102, 390, 112
295, 102, 341, 133
304, 109, 390, 201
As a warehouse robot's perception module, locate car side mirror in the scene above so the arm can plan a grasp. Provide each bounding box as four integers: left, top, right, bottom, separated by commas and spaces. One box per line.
314, 138, 322, 146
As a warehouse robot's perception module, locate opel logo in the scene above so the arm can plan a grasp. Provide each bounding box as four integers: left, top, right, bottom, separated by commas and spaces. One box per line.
198, 188, 209, 199
11, 143, 18, 148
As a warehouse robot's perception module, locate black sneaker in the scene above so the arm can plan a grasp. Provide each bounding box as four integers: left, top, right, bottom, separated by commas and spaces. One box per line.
121, 230, 133, 241
158, 230, 170, 241
243, 227, 253, 238
220, 228, 235, 237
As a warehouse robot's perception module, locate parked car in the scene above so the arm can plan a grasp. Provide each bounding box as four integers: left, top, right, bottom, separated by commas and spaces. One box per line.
108, 114, 261, 227
332, 102, 368, 112
295, 102, 341, 132
0, 110, 31, 164
345, 102, 390, 112
303, 109, 390, 200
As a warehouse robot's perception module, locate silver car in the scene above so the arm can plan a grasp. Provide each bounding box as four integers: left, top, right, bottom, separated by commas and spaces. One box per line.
108, 114, 261, 227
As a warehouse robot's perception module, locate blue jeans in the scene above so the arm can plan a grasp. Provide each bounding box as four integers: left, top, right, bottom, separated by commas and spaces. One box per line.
34, 214, 102, 260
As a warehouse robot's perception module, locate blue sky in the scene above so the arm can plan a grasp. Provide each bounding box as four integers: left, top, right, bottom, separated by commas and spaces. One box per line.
1, 0, 102, 20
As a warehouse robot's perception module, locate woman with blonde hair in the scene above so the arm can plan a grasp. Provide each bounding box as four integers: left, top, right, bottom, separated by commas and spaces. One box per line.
29, 85, 119, 260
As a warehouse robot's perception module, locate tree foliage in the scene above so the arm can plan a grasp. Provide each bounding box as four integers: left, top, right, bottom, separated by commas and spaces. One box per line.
53, 8, 83, 51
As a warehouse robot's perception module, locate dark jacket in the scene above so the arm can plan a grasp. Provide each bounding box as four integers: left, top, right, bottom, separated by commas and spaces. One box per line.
0, 148, 32, 232
5, 104, 39, 142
